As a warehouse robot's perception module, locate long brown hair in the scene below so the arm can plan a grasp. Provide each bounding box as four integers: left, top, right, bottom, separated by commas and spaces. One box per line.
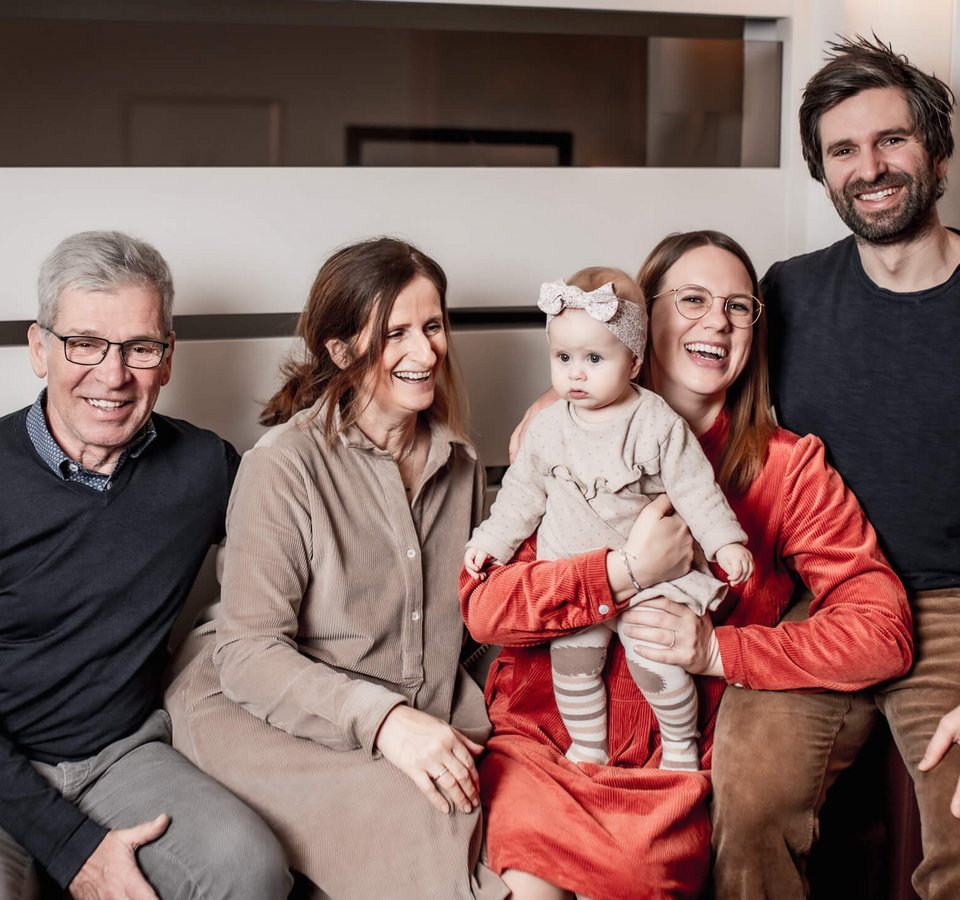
261, 237, 466, 440
636, 230, 775, 495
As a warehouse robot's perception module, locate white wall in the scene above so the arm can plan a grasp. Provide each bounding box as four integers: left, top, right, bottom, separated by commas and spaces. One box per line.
788, 0, 960, 249
0, 164, 789, 460
2, 0, 958, 461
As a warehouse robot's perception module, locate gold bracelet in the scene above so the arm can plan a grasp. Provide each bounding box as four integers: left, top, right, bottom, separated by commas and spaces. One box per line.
618, 548, 643, 593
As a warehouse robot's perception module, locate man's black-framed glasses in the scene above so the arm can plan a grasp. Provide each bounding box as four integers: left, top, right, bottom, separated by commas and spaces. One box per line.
43, 327, 170, 369
651, 284, 763, 328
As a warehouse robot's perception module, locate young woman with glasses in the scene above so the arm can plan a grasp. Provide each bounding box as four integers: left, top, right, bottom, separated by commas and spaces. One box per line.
461, 231, 912, 900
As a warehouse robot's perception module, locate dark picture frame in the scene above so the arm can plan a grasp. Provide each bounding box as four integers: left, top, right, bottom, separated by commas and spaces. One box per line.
345, 126, 573, 166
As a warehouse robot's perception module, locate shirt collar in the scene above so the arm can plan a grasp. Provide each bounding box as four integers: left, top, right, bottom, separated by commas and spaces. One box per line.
26, 389, 157, 489
332, 404, 476, 462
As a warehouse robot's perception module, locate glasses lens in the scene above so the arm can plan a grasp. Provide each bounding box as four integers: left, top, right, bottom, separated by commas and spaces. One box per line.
122, 340, 166, 369
674, 286, 712, 320
725, 295, 760, 326
64, 336, 109, 363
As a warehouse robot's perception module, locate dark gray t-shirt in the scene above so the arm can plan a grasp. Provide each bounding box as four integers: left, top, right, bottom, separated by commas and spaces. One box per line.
764, 234, 960, 592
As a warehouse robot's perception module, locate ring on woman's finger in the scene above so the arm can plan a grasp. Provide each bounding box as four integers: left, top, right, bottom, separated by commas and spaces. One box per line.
666, 629, 677, 649
429, 766, 448, 780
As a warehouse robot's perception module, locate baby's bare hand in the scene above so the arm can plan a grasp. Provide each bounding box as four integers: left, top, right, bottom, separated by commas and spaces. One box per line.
463, 547, 489, 579
716, 543, 753, 586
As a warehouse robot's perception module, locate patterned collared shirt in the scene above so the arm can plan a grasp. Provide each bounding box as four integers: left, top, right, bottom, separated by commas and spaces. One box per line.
25, 390, 157, 491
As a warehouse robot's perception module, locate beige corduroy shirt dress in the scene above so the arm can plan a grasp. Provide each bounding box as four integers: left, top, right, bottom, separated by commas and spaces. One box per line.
165, 401, 507, 899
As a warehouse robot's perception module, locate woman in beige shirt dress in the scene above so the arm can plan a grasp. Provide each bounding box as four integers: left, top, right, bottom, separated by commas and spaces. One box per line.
165, 237, 507, 899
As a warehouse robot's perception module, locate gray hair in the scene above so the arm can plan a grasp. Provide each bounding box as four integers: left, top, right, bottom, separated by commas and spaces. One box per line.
37, 231, 174, 332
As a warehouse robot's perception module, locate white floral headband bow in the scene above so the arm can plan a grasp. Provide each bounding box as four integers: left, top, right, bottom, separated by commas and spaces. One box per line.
537, 280, 647, 359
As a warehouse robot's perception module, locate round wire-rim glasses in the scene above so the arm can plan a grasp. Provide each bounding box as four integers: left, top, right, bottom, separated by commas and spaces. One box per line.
651, 284, 763, 328
43, 327, 170, 369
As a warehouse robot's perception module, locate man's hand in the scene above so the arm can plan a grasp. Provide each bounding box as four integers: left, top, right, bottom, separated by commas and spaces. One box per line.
919, 705, 960, 818
69, 815, 169, 900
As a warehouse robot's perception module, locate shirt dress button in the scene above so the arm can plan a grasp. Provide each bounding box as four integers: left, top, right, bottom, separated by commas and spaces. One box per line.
406, 548, 417, 558
598, 604, 610, 614
411, 611, 421, 621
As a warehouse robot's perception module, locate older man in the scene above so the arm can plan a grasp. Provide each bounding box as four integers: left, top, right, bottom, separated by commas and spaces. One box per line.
711, 37, 960, 899
0, 231, 290, 899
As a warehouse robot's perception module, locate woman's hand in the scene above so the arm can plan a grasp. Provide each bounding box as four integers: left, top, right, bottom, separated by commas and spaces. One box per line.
508, 388, 560, 462
615, 496, 694, 595
919, 704, 960, 818
619, 597, 723, 677
374, 705, 484, 815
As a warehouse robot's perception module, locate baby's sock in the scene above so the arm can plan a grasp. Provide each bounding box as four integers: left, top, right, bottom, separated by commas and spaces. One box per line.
553, 670, 609, 765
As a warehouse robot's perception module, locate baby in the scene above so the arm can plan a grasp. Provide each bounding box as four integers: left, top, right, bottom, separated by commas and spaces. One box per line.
464, 268, 752, 770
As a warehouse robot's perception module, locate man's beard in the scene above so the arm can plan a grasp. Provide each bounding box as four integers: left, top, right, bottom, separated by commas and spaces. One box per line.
827, 166, 940, 245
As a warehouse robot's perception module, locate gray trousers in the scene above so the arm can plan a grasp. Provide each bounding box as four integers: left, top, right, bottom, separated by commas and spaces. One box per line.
0, 710, 292, 899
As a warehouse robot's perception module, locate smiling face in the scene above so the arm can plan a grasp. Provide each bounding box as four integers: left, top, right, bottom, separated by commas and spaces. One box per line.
358, 274, 447, 423
647, 245, 753, 424
820, 87, 945, 244
548, 308, 641, 421
27, 284, 173, 473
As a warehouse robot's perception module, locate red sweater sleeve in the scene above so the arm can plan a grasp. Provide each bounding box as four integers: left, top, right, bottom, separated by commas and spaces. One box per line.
714, 433, 913, 691
459, 537, 616, 646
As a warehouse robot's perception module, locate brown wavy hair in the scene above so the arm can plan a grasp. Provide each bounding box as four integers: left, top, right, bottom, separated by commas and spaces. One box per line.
261, 237, 466, 440
800, 35, 955, 196
636, 230, 775, 495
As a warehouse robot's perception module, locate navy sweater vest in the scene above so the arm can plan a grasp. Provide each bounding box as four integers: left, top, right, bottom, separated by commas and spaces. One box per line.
0, 407, 238, 883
